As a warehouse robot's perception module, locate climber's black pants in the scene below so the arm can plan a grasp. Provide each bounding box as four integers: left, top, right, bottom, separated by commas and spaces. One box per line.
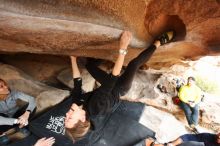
85, 44, 157, 97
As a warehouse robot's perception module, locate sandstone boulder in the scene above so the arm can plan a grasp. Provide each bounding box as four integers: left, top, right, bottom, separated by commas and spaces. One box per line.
0, 54, 69, 86
57, 68, 95, 92
139, 106, 187, 143
0, 0, 220, 68
200, 93, 220, 124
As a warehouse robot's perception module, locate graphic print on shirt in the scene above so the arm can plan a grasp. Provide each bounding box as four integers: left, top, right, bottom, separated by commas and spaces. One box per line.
46, 116, 65, 135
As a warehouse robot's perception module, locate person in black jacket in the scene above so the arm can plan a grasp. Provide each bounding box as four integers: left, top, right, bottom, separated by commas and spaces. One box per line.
65, 30, 175, 145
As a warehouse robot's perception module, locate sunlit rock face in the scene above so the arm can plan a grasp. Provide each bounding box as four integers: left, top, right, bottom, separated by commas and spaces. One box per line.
0, 0, 220, 68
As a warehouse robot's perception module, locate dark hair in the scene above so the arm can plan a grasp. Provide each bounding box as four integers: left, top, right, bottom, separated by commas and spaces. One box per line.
66, 120, 91, 141
188, 76, 195, 81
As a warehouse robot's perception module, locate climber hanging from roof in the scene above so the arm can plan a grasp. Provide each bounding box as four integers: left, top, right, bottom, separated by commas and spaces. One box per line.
8, 29, 175, 146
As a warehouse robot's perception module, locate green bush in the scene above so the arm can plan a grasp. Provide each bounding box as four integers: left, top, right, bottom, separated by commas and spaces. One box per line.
195, 76, 220, 95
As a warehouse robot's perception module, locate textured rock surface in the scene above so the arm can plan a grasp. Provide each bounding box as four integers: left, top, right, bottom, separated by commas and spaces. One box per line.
57, 68, 96, 92
139, 106, 188, 143
0, 54, 69, 86
0, 0, 220, 68
200, 94, 220, 124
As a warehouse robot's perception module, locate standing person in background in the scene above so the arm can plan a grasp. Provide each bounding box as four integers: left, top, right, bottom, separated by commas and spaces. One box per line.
178, 77, 202, 133
0, 78, 36, 145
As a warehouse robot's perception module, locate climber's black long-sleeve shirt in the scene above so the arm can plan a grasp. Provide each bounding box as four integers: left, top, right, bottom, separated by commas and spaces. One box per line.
71, 74, 119, 117
29, 74, 155, 146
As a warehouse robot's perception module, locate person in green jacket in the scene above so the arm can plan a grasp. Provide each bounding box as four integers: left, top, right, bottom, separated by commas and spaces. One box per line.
178, 76, 202, 133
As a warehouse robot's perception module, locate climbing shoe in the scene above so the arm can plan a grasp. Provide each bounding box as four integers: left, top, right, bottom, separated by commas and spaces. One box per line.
189, 124, 200, 134
156, 30, 175, 45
